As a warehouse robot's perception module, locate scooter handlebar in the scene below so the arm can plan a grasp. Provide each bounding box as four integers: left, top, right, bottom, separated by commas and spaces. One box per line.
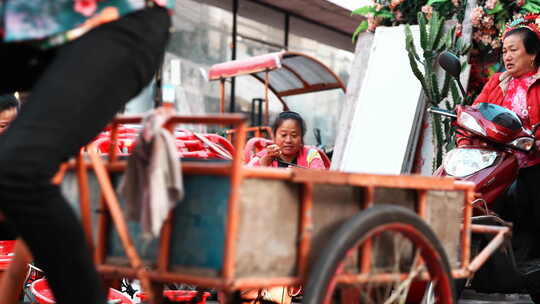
427, 107, 457, 119
532, 123, 540, 136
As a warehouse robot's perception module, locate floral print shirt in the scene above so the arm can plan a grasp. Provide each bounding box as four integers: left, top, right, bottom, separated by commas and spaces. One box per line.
502, 71, 540, 168
502, 70, 536, 129
0, 0, 174, 48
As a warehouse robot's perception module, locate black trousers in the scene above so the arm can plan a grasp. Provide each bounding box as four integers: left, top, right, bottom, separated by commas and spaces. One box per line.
496, 162, 540, 261
0, 7, 170, 304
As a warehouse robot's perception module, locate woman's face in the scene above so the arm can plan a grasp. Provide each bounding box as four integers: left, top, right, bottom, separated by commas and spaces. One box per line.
503, 34, 537, 77
275, 119, 302, 157
0, 107, 16, 135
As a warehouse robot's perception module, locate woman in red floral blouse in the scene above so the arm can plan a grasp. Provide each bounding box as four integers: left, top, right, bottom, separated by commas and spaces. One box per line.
474, 14, 540, 261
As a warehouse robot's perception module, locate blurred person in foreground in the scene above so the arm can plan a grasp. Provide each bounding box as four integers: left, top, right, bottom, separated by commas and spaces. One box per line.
0, 94, 19, 241
0, 94, 19, 136
0, 1, 173, 303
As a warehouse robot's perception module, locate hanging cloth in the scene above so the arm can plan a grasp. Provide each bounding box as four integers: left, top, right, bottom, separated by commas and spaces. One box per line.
119, 107, 184, 241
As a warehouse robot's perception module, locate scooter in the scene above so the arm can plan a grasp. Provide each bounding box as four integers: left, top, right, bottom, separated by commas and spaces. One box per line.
429, 51, 540, 302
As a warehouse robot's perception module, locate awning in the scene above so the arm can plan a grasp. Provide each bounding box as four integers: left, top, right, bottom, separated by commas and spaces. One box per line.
199, 0, 363, 52
208, 51, 346, 110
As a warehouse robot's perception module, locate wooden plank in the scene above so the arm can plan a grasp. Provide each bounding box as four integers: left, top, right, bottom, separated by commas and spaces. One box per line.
332, 32, 375, 169
425, 190, 463, 267
292, 169, 473, 191
235, 178, 299, 277
309, 185, 361, 267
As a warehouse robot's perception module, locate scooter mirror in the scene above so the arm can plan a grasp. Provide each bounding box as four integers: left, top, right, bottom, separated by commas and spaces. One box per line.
438, 51, 461, 78
438, 51, 467, 97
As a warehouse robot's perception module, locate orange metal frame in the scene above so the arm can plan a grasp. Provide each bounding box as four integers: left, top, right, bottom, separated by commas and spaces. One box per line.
0, 111, 510, 304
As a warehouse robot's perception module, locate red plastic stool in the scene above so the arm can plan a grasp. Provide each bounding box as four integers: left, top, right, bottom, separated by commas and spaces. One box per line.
137, 290, 210, 303
0, 240, 16, 271
31, 278, 133, 304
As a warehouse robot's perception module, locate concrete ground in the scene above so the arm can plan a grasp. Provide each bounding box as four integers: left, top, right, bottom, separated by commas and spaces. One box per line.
458, 290, 534, 304
20, 288, 537, 303
127, 291, 537, 304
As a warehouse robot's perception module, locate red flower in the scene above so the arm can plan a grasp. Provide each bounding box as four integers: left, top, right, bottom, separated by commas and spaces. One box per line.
421, 5, 433, 19
74, 0, 98, 17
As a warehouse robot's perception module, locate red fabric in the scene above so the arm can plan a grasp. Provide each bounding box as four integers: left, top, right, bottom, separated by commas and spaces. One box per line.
473, 72, 540, 167
243, 137, 273, 164
248, 146, 327, 169
501, 71, 536, 128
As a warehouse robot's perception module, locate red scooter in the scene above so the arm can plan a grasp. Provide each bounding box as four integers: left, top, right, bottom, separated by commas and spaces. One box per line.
429, 51, 540, 302
430, 102, 535, 208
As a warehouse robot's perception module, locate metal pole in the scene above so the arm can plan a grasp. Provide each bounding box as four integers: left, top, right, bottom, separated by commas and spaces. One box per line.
264, 71, 269, 125
258, 98, 263, 126
220, 79, 225, 114
251, 99, 255, 126
284, 13, 289, 50
229, 0, 239, 113
154, 66, 163, 108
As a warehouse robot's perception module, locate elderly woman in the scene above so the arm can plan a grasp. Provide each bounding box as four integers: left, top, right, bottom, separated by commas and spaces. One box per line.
474, 14, 540, 262
475, 18, 540, 139
248, 111, 327, 169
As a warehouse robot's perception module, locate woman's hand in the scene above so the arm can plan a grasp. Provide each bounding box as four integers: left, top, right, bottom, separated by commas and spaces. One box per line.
259, 144, 281, 167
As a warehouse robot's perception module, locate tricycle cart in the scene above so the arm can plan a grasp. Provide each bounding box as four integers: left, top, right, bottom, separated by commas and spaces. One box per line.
0, 112, 509, 304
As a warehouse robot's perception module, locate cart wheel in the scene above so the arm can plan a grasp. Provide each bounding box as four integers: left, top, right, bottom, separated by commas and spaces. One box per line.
303, 205, 455, 304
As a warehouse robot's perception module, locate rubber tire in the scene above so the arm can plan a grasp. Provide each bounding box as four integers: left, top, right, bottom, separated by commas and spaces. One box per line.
303, 204, 456, 304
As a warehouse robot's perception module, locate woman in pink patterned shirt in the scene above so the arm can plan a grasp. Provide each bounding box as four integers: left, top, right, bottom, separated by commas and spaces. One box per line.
248, 111, 327, 169
473, 15, 540, 263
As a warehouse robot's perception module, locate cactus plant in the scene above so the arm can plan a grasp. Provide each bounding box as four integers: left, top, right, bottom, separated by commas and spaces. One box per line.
405, 11, 470, 170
